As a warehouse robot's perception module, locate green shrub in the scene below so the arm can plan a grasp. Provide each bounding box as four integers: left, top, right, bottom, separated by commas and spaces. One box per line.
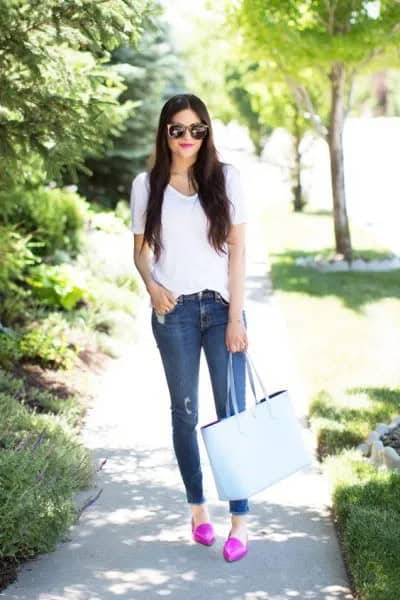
0, 369, 84, 429
18, 329, 77, 370
0, 393, 94, 560
0, 226, 38, 287
0, 314, 79, 370
25, 263, 92, 311
113, 273, 140, 292
0, 186, 88, 257
114, 199, 131, 228
89, 209, 126, 234
0, 333, 22, 369
0, 225, 39, 325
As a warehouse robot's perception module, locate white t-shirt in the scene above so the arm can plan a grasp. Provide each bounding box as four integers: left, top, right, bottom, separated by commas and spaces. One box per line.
130, 163, 247, 303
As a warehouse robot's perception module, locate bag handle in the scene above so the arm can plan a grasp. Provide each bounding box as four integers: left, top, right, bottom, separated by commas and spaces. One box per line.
226, 351, 271, 417
245, 352, 269, 402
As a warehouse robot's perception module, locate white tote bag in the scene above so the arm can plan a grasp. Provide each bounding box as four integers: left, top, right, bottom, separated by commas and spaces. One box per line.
200, 351, 313, 501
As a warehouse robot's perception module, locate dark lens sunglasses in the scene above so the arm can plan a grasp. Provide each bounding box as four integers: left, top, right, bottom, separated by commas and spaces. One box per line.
167, 122, 209, 140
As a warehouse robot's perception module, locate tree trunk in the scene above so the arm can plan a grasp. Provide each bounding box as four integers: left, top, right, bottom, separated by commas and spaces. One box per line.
292, 106, 304, 212
328, 62, 352, 260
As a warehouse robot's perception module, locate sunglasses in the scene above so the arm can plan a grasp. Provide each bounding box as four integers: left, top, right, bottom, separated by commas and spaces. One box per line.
167, 122, 209, 140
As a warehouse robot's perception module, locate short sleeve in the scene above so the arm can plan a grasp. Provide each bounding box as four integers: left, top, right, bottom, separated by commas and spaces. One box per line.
225, 164, 248, 224
130, 172, 150, 234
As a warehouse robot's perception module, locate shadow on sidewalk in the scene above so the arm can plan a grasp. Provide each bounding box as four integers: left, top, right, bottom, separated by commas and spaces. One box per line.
6, 446, 352, 600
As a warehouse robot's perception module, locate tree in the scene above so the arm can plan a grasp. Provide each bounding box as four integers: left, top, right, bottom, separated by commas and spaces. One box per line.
228, 0, 400, 260
0, 0, 155, 187
352, 69, 400, 117
76, 13, 186, 206
227, 61, 326, 210
225, 63, 273, 157
183, 6, 314, 209
181, 6, 239, 124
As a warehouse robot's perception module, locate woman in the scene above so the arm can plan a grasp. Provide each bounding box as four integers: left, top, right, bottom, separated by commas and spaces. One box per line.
130, 93, 249, 562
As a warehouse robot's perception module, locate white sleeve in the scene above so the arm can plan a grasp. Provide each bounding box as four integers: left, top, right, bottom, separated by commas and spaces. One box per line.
225, 164, 248, 224
130, 172, 149, 234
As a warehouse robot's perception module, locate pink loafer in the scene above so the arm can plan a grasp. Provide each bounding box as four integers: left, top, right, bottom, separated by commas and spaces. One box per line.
191, 517, 216, 546
223, 530, 249, 562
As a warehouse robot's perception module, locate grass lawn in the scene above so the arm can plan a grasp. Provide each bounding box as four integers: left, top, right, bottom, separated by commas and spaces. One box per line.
263, 198, 400, 600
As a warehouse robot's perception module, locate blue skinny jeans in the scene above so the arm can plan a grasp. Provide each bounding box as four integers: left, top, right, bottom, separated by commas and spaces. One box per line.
151, 288, 249, 515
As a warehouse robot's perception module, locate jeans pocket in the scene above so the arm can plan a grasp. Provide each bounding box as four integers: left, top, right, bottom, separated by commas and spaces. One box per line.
163, 301, 181, 315
216, 294, 229, 306
166, 305, 178, 315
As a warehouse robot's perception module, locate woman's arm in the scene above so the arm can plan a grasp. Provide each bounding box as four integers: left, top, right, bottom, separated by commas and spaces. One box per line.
133, 234, 157, 294
227, 223, 246, 320
226, 223, 248, 352
133, 234, 176, 312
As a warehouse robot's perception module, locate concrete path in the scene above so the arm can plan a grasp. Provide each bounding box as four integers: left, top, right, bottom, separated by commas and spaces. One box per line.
2, 151, 353, 600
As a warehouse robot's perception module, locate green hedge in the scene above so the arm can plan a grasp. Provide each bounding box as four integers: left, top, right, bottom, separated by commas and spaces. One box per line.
0, 186, 88, 257
324, 451, 400, 600
0, 380, 94, 561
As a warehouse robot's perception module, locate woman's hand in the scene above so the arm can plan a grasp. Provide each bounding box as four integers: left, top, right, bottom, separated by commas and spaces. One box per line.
148, 280, 176, 314
225, 319, 248, 353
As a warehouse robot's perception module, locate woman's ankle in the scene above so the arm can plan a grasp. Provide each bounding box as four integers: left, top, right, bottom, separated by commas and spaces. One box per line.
229, 514, 248, 544
191, 503, 209, 524
231, 514, 248, 528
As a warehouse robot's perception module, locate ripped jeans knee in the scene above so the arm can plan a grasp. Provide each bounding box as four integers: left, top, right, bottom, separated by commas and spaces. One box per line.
171, 395, 198, 431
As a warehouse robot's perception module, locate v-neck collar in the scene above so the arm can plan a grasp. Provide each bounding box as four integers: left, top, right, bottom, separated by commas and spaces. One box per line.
167, 183, 198, 199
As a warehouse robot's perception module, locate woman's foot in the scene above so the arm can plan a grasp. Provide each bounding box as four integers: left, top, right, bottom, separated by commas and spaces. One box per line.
191, 503, 211, 529
190, 503, 215, 546
223, 514, 248, 562
229, 514, 248, 546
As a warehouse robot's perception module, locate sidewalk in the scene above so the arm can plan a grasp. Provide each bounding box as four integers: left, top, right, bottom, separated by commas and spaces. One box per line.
2, 153, 353, 600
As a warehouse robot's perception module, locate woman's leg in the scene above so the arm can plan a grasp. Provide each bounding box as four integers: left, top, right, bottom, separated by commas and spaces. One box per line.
151, 304, 208, 520
201, 299, 250, 517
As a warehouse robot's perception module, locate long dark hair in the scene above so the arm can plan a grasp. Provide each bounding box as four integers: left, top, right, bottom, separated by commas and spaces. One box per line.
141, 94, 232, 261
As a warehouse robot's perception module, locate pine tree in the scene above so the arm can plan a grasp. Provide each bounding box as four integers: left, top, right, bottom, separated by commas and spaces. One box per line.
76, 15, 186, 207
0, 0, 156, 187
